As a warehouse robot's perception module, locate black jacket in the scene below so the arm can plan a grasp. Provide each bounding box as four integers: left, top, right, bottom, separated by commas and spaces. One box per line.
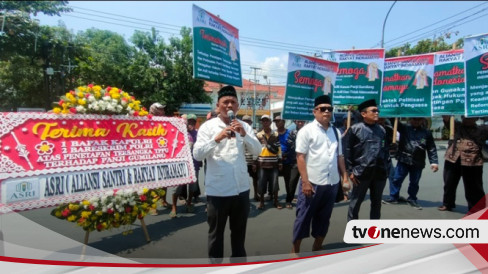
395, 121, 438, 168
346, 122, 390, 179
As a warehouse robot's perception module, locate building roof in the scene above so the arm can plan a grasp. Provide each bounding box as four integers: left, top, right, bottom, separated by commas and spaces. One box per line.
204, 79, 285, 100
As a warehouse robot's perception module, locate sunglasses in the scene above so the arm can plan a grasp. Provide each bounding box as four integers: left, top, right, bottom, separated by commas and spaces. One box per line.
368, 109, 380, 113
315, 106, 334, 113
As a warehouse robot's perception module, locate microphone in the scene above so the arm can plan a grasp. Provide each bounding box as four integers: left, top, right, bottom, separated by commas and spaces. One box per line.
227, 110, 236, 138
227, 110, 235, 122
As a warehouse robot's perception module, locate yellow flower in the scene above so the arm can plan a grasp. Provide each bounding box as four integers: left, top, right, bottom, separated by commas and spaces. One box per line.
93, 85, 102, 93
77, 86, 87, 93
81, 211, 92, 218
143, 188, 149, 194
53, 107, 61, 114
110, 87, 119, 93
77, 99, 86, 105
82, 200, 90, 206
111, 93, 121, 100
77, 92, 84, 98
55, 211, 62, 217
67, 215, 77, 222
61, 109, 70, 114
68, 204, 79, 211
96, 211, 103, 216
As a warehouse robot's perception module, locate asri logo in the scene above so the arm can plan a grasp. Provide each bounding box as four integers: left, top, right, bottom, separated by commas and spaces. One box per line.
196, 9, 207, 25
368, 226, 380, 239
6, 178, 40, 203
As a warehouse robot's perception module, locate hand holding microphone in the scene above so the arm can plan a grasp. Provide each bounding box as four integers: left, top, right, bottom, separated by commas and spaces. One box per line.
228, 110, 246, 137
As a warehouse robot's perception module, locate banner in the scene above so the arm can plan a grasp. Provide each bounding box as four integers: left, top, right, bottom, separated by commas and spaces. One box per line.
380, 54, 435, 117
0, 113, 195, 213
322, 49, 384, 105
282, 52, 339, 121
464, 33, 488, 117
432, 49, 466, 115
192, 4, 242, 87
208, 89, 274, 117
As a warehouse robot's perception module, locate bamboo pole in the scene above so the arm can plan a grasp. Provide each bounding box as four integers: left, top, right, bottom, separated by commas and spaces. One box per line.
140, 218, 151, 243
449, 116, 455, 140
392, 118, 398, 144
347, 109, 351, 129
80, 230, 89, 260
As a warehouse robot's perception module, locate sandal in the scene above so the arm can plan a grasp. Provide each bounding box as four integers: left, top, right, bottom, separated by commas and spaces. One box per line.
162, 201, 171, 209
274, 202, 283, 210
169, 211, 177, 218
286, 203, 293, 209
257, 203, 265, 210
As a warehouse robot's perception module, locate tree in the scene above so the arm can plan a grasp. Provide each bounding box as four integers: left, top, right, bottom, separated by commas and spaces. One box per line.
385, 36, 463, 58
0, 1, 72, 110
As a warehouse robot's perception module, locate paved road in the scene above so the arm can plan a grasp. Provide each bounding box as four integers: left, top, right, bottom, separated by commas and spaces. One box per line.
10, 141, 487, 264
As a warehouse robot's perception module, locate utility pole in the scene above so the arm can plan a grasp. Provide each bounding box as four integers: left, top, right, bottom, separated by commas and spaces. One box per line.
250, 67, 261, 129
381, 1, 397, 48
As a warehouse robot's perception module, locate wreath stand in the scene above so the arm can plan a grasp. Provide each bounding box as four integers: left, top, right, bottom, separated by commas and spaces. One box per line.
80, 218, 151, 259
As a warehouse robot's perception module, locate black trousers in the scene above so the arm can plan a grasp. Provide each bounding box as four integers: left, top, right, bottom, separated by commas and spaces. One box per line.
282, 163, 300, 203
442, 159, 485, 211
207, 190, 250, 263
347, 167, 387, 221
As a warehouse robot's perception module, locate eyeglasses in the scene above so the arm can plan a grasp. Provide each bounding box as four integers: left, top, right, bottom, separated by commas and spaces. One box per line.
368, 109, 380, 113
315, 106, 334, 113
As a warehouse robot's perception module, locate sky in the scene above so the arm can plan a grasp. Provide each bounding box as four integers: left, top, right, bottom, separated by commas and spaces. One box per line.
34, 1, 488, 86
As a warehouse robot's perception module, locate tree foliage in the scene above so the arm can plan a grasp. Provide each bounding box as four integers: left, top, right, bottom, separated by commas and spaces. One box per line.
0, 3, 210, 114
385, 37, 464, 58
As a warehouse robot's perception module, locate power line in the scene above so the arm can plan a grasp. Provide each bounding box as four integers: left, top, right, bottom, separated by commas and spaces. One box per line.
373, 1, 488, 48
386, 8, 488, 49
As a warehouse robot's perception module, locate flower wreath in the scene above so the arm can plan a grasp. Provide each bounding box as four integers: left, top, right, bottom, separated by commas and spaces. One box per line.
51, 188, 165, 233
52, 84, 149, 117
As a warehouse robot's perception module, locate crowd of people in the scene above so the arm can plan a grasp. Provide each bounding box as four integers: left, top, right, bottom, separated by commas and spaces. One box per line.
151, 85, 488, 263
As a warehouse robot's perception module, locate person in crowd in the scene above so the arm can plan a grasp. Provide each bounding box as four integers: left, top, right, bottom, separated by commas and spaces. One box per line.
169, 114, 202, 218
291, 95, 349, 253
148, 102, 170, 215
275, 116, 292, 208
242, 115, 259, 201
439, 116, 488, 213
284, 120, 306, 208
187, 114, 202, 203
346, 99, 390, 221
256, 115, 282, 210
383, 118, 438, 210
193, 85, 261, 263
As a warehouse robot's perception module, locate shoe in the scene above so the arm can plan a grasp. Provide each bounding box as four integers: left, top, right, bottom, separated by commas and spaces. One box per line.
398, 196, 408, 203
438, 205, 452, 211
169, 211, 177, 218
382, 198, 399, 204
407, 200, 422, 210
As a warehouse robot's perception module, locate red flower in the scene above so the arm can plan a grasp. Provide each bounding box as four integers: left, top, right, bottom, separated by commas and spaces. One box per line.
139, 195, 147, 202
104, 92, 110, 97
133, 111, 139, 116
106, 86, 111, 91
125, 206, 132, 213
59, 99, 64, 105
85, 93, 91, 98
96, 223, 103, 231
122, 97, 128, 102
138, 213, 143, 219
88, 205, 95, 211
69, 107, 77, 114
147, 114, 153, 119
107, 208, 114, 214
62, 208, 70, 217
87, 84, 93, 88
69, 90, 75, 95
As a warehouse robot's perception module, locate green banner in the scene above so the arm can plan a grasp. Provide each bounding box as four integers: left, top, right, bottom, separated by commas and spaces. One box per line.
192, 5, 242, 87
282, 53, 338, 121
432, 49, 465, 116
323, 49, 384, 105
380, 54, 434, 117
464, 33, 488, 117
